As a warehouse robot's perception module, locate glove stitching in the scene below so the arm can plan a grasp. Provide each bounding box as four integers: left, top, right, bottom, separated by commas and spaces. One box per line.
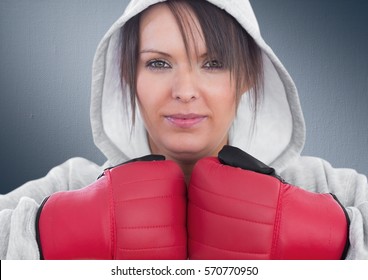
188, 238, 268, 256
270, 180, 284, 259
115, 177, 184, 186
189, 202, 274, 225
107, 171, 117, 259
190, 183, 277, 209
118, 244, 186, 251
114, 194, 184, 204
117, 224, 184, 230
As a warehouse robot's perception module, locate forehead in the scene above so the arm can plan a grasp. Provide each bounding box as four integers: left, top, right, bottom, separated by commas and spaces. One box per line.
139, 3, 205, 53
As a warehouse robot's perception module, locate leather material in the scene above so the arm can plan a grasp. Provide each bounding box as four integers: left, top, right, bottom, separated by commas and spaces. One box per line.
188, 156, 349, 259
37, 159, 187, 260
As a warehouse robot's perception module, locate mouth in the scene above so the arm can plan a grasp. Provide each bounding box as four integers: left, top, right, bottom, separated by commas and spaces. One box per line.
165, 114, 207, 129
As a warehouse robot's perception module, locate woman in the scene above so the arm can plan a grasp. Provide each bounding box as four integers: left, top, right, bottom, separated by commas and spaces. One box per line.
0, 0, 367, 259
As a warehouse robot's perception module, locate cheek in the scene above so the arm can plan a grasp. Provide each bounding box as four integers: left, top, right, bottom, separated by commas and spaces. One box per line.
208, 85, 237, 131
136, 73, 167, 117
136, 73, 152, 108
205, 79, 237, 115
215, 98, 236, 128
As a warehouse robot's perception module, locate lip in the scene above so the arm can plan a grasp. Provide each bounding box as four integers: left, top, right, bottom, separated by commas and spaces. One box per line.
165, 114, 207, 128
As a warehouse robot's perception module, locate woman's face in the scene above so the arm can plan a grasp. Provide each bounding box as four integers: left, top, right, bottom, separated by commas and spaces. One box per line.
136, 3, 237, 162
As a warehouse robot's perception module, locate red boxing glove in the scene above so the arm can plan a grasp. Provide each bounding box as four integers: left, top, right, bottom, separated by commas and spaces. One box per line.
36, 155, 187, 260
188, 145, 350, 259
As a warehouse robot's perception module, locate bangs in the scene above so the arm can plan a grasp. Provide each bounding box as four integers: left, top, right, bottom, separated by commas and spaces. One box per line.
166, 0, 263, 102
167, 0, 232, 69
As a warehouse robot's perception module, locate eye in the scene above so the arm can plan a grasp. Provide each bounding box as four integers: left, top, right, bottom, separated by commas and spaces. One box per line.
202, 59, 223, 70
146, 59, 171, 70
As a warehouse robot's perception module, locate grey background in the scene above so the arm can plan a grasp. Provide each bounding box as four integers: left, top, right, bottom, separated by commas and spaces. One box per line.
0, 0, 367, 194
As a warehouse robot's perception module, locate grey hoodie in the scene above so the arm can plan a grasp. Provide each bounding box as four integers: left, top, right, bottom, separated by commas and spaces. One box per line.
1, 0, 367, 259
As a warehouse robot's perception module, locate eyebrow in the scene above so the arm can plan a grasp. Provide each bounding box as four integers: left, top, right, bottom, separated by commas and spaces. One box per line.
139, 49, 172, 58
139, 49, 209, 59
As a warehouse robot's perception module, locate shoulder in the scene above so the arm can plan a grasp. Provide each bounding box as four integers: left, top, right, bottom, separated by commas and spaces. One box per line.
0, 157, 107, 209
46, 157, 106, 191
280, 156, 367, 195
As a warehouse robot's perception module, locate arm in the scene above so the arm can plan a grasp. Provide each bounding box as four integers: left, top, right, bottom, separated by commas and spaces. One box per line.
280, 156, 368, 259
0, 157, 102, 259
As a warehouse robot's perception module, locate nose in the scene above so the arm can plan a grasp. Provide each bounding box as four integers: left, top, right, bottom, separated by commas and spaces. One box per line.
172, 70, 199, 102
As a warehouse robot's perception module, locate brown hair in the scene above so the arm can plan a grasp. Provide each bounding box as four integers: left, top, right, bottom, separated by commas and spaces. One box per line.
120, 0, 263, 125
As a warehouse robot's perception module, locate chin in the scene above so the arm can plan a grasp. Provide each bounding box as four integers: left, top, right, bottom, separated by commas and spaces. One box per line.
151, 131, 225, 161
163, 141, 215, 161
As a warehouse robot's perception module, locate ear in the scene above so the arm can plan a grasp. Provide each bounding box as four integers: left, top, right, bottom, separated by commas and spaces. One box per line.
240, 83, 250, 95
235, 81, 250, 105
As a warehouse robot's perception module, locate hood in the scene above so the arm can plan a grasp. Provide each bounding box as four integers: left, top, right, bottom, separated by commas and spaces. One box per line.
90, 0, 306, 172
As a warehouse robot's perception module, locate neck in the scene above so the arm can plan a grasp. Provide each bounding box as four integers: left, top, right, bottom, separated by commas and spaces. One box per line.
175, 160, 196, 186
147, 136, 228, 185
148, 144, 199, 185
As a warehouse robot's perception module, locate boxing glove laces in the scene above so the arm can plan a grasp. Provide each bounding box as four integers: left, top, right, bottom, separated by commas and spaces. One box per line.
188, 145, 350, 259
36, 155, 187, 259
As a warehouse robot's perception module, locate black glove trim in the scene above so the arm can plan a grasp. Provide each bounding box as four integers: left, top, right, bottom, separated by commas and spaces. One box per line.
35, 196, 51, 260
218, 145, 277, 176
330, 193, 351, 260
